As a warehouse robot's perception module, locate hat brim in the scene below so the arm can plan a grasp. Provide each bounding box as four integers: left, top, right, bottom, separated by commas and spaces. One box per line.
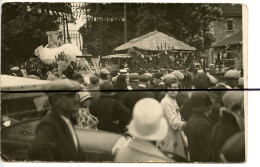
100, 92, 116, 96
129, 79, 139, 82
128, 117, 168, 141
80, 96, 92, 103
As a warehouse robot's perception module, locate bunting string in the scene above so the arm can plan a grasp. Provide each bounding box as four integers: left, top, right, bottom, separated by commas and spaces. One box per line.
26, 4, 124, 22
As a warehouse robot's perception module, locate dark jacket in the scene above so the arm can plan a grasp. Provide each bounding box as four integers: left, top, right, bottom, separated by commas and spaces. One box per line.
122, 90, 155, 115
29, 111, 86, 161
158, 91, 166, 102
89, 95, 131, 133
210, 112, 240, 162
146, 83, 154, 90
154, 84, 165, 99
184, 112, 215, 162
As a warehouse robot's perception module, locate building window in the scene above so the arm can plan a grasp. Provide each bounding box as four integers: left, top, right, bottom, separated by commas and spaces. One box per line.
227, 20, 234, 31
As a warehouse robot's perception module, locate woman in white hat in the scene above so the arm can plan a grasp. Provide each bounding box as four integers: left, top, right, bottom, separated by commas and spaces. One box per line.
114, 98, 172, 162
74, 91, 98, 129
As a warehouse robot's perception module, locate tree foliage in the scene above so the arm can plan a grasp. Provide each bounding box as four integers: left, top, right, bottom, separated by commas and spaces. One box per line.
1, 2, 71, 73
79, 3, 222, 56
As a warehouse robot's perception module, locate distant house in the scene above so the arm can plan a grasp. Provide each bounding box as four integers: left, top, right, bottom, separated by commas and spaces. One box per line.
207, 4, 243, 69
212, 4, 242, 42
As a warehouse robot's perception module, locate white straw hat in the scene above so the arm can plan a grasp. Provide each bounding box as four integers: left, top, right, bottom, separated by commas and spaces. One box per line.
77, 91, 92, 103
128, 98, 168, 141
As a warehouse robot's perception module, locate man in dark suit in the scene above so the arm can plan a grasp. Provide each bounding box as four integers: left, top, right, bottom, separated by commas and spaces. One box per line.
29, 79, 86, 161
90, 81, 131, 134
184, 91, 215, 162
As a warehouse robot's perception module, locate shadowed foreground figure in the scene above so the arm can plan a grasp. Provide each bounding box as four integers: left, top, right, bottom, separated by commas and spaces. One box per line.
29, 79, 86, 161
184, 91, 215, 162
90, 81, 131, 134
115, 98, 173, 162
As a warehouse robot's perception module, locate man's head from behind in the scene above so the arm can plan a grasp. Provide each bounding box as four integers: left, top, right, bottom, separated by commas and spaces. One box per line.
153, 72, 163, 86
224, 70, 240, 88
193, 73, 210, 89
100, 69, 110, 80
190, 91, 213, 114
89, 75, 99, 86
222, 91, 244, 117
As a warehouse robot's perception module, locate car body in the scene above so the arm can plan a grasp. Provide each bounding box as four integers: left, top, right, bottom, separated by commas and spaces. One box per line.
1, 75, 130, 162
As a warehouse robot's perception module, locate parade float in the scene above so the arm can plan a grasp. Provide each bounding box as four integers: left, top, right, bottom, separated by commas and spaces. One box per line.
111, 30, 197, 72
29, 31, 99, 78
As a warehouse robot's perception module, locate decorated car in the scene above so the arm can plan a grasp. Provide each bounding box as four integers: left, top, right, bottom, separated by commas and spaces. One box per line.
0, 75, 130, 161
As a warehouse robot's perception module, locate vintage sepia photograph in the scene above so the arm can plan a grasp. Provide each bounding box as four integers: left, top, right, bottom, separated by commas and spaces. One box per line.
1, 1, 246, 163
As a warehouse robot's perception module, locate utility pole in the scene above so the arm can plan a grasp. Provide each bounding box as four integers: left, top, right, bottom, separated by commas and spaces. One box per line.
96, 4, 104, 60
65, 15, 71, 43
63, 15, 66, 43
124, 3, 127, 43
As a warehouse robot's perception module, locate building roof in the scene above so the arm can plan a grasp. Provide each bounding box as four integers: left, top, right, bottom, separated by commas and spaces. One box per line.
114, 30, 196, 52
104, 54, 132, 59
212, 30, 242, 47
221, 4, 242, 16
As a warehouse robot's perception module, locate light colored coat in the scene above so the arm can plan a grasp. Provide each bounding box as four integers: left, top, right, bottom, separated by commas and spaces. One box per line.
159, 93, 187, 159
115, 139, 173, 162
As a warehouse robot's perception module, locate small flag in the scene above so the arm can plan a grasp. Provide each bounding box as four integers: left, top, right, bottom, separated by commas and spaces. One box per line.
122, 18, 125, 22
37, 8, 42, 14
27, 5, 31, 12
49, 10, 53, 15
44, 9, 48, 14
53, 11, 57, 15
58, 12, 62, 16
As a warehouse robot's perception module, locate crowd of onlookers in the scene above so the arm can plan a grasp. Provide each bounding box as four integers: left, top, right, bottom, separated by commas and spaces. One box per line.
8, 64, 244, 162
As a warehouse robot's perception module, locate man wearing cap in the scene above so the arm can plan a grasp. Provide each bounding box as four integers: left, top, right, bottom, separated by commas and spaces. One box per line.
89, 81, 130, 133
224, 70, 240, 88
115, 98, 173, 162
29, 79, 86, 161
138, 74, 149, 89
144, 73, 154, 89
87, 75, 101, 102
210, 91, 244, 162
127, 73, 139, 90
153, 72, 165, 99
207, 74, 218, 88
99, 69, 111, 84
72, 72, 88, 88
184, 91, 215, 162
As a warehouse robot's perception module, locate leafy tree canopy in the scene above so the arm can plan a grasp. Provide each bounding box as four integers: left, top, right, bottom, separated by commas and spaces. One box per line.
1, 2, 71, 73
79, 3, 222, 56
